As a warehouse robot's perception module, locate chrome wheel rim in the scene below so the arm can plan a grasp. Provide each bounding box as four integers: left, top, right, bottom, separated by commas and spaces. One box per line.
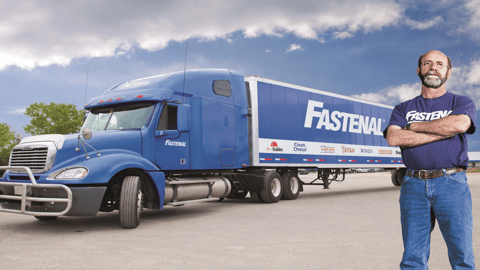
289, 176, 299, 194
271, 178, 281, 197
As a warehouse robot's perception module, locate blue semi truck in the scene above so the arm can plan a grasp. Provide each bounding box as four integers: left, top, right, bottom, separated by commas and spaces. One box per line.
0, 69, 404, 228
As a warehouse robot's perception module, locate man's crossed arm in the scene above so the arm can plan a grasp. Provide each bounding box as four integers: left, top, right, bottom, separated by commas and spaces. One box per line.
386, 114, 471, 148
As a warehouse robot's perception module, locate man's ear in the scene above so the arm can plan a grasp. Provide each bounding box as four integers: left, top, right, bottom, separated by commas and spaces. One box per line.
417, 67, 420, 74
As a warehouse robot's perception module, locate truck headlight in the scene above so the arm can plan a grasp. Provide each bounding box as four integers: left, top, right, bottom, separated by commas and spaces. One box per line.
48, 167, 88, 180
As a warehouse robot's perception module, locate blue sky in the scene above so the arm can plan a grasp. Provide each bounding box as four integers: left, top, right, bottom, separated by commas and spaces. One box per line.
1, 0, 480, 149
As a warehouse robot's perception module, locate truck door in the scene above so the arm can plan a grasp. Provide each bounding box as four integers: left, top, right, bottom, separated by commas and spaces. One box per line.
154, 103, 190, 170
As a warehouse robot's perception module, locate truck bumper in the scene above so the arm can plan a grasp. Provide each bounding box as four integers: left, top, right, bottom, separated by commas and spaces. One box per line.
0, 166, 106, 217
0, 183, 107, 217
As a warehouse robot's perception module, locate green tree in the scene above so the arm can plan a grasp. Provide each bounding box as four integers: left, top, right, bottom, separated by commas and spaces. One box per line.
0, 123, 15, 165
24, 102, 84, 135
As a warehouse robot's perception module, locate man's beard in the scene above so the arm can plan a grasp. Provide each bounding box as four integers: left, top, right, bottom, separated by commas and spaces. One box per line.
418, 71, 448, 89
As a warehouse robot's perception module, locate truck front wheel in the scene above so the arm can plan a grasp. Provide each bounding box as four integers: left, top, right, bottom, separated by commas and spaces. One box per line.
260, 171, 283, 203
281, 171, 300, 200
119, 176, 143, 229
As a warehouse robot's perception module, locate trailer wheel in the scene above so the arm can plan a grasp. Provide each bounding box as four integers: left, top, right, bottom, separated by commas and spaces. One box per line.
119, 176, 143, 229
260, 171, 283, 203
281, 171, 300, 200
250, 191, 264, 203
34, 216, 58, 221
391, 171, 402, 186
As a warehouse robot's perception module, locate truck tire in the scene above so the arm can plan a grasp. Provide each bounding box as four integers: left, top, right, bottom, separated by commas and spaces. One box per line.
391, 171, 402, 186
119, 176, 143, 229
250, 191, 264, 203
281, 171, 300, 200
260, 171, 283, 203
228, 190, 249, 199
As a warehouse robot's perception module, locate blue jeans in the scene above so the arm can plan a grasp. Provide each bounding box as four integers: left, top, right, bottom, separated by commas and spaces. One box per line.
400, 171, 475, 269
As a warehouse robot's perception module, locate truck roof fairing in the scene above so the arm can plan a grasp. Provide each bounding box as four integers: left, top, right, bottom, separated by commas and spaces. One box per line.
85, 69, 242, 109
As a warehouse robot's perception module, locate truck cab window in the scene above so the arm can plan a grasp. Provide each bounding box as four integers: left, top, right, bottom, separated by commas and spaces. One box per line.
213, 80, 231, 97
82, 103, 155, 131
157, 104, 177, 130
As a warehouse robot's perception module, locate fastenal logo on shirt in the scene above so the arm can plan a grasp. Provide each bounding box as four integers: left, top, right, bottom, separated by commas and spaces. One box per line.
406, 110, 453, 122
304, 100, 384, 135
165, 140, 187, 147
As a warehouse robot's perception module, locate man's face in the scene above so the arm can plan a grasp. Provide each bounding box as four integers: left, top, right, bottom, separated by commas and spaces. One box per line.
417, 52, 451, 89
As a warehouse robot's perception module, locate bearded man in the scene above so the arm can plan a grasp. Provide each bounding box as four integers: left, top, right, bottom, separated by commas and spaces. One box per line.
384, 50, 476, 269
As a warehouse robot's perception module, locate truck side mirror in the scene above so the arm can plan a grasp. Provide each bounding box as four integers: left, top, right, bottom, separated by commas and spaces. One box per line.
177, 104, 190, 132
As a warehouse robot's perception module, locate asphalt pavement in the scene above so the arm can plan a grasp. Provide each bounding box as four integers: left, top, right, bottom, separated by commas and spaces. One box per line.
1, 172, 479, 269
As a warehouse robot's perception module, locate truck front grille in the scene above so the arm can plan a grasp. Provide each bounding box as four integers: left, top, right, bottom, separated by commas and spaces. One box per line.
9, 146, 49, 172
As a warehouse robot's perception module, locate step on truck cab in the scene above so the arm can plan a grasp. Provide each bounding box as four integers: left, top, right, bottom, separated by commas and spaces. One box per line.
0, 69, 403, 228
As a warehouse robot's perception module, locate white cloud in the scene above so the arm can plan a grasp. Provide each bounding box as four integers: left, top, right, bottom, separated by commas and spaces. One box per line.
6, 107, 26, 115
266, 49, 272, 53
445, 58, 480, 109
466, 0, 480, 28
459, 0, 480, 41
352, 83, 420, 105
352, 57, 480, 110
405, 16, 443, 30
333, 31, 354, 39
0, 0, 403, 70
286, 44, 304, 53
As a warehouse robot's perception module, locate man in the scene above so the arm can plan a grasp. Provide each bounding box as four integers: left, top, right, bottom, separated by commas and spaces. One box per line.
385, 50, 476, 269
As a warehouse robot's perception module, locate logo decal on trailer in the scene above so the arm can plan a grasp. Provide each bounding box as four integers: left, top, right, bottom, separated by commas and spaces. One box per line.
267, 141, 283, 152
293, 142, 307, 152
320, 145, 335, 153
304, 100, 384, 136
341, 146, 355, 153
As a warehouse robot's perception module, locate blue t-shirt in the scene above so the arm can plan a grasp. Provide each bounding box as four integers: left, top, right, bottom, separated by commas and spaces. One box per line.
386, 92, 476, 170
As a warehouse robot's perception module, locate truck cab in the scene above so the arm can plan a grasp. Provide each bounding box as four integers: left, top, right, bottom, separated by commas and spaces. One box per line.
0, 69, 248, 228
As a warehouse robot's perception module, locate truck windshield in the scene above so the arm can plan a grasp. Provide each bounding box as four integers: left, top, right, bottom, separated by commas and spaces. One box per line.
82, 103, 156, 131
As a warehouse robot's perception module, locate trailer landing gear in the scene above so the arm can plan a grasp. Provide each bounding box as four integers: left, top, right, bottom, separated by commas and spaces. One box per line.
304, 169, 345, 189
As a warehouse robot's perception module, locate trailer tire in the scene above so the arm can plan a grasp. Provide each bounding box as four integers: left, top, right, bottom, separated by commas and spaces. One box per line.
260, 171, 283, 203
391, 171, 402, 186
119, 176, 143, 229
250, 191, 264, 203
281, 171, 300, 200
35, 216, 58, 221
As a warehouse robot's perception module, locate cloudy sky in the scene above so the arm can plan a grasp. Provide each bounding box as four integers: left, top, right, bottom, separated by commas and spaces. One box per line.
1, 0, 480, 149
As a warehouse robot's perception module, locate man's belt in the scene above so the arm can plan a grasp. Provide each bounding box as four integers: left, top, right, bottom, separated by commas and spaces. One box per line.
406, 167, 464, 180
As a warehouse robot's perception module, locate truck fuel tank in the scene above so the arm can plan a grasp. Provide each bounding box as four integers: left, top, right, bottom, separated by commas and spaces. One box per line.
164, 176, 231, 205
